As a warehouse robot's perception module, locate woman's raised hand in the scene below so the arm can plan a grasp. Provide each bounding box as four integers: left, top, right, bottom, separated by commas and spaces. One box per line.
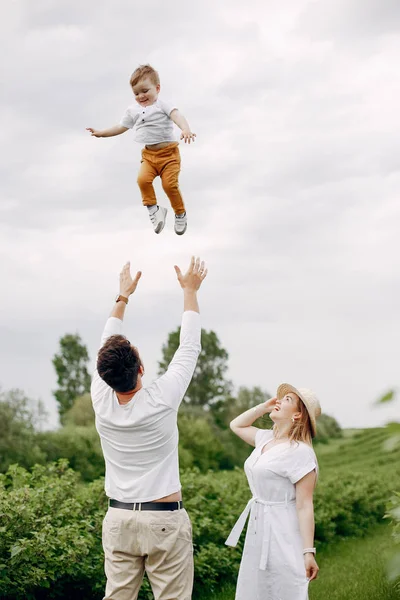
262, 397, 277, 413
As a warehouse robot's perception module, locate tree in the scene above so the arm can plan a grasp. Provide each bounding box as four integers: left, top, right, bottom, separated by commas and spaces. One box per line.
36, 426, 104, 481
314, 414, 342, 444
212, 385, 273, 430
178, 413, 227, 471
158, 328, 232, 408
52, 334, 91, 422
63, 393, 95, 427
0, 387, 47, 472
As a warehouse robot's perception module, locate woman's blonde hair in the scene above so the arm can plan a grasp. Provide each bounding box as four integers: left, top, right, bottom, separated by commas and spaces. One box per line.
273, 396, 313, 445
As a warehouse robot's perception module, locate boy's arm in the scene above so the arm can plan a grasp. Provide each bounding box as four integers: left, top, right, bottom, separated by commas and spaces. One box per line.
86, 125, 128, 138
170, 109, 196, 144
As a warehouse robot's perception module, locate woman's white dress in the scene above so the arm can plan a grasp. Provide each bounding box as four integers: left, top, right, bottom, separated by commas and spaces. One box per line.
226, 429, 318, 600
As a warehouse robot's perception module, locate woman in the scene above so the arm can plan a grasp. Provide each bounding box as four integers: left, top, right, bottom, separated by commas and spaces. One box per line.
226, 383, 321, 600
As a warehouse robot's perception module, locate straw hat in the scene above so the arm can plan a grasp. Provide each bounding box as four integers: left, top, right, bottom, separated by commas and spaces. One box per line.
276, 383, 322, 438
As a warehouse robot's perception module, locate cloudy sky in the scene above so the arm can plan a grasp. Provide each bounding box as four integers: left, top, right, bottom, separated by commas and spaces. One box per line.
1, 0, 399, 429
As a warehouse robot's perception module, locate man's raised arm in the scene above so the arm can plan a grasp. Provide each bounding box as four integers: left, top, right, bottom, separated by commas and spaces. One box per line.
98, 262, 142, 348
151, 257, 208, 410
91, 262, 142, 402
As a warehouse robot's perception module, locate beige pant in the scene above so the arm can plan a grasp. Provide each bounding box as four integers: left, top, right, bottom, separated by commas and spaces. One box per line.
102, 506, 193, 600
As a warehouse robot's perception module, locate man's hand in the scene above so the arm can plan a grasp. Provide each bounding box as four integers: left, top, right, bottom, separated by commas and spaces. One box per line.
174, 256, 207, 290
180, 130, 196, 144
120, 262, 142, 297
304, 554, 319, 581
86, 128, 102, 137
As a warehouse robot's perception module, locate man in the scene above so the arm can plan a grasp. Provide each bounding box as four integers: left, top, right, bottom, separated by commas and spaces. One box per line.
91, 256, 207, 600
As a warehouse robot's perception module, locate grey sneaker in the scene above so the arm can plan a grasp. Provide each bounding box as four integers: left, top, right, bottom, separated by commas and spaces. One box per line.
174, 212, 187, 235
149, 206, 167, 234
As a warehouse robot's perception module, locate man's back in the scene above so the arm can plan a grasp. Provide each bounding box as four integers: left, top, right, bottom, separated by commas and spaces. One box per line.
95, 386, 179, 503
91, 310, 201, 503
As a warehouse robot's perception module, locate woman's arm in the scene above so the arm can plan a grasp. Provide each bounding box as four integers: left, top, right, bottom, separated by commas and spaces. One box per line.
295, 470, 319, 581
230, 398, 276, 446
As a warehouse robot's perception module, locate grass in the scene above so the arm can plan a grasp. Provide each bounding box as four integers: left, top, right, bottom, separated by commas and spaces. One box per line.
198, 523, 399, 600
315, 427, 400, 473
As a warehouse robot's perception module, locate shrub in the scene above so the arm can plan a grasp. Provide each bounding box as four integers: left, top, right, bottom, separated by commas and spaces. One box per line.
1, 426, 399, 599
0, 461, 105, 600
1, 458, 398, 599
386, 491, 400, 588
36, 426, 104, 482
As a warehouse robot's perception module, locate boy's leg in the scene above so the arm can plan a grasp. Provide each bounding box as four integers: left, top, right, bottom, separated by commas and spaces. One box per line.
145, 509, 194, 600
137, 156, 158, 207
159, 147, 186, 215
137, 153, 167, 234
102, 509, 145, 600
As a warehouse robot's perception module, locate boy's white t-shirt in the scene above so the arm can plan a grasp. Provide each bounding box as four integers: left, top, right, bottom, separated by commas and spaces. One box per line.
120, 98, 178, 145
90, 311, 201, 503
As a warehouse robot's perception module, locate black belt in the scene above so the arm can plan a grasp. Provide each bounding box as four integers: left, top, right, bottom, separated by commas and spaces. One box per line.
109, 499, 184, 511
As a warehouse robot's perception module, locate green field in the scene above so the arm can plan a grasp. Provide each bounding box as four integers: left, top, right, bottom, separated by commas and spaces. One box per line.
315, 426, 400, 472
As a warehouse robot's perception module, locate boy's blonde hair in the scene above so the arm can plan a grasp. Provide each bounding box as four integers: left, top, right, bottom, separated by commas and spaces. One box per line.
130, 64, 160, 88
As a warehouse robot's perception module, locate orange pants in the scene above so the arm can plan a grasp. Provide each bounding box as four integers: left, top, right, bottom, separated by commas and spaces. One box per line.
137, 142, 185, 215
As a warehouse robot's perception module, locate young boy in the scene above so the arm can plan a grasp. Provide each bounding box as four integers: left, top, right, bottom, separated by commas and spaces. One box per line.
87, 65, 195, 235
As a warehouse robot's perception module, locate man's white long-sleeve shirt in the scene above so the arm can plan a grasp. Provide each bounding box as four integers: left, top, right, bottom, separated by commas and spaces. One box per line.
90, 311, 201, 503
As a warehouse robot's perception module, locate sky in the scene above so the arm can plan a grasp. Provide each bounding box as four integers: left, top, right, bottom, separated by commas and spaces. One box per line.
0, 0, 399, 430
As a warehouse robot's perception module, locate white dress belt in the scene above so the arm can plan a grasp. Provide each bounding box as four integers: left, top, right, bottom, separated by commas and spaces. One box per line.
225, 496, 296, 570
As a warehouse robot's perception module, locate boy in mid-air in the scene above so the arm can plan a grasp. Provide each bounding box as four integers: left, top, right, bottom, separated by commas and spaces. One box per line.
87, 65, 195, 235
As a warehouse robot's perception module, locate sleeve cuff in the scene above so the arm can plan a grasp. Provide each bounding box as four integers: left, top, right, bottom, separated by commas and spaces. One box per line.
101, 317, 123, 344
290, 462, 317, 484
182, 310, 200, 320
106, 316, 123, 326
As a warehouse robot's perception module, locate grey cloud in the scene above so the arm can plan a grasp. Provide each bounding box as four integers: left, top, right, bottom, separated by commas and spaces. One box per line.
296, 0, 400, 40
1, 0, 399, 430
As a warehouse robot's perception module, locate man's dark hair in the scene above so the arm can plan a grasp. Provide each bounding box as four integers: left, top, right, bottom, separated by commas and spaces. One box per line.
97, 335, 141, 393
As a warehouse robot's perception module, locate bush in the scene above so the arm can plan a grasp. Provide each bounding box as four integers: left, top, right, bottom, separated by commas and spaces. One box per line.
1, 451, 399, 599
178, 413, 253, 472
0, 461, 105, 600
36, 426, 104, 482
386, 491, 400, 588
